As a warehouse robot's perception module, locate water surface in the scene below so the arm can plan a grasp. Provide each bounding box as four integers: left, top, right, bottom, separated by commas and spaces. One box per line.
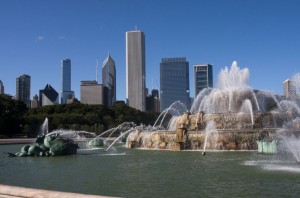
1, 144, 299, 197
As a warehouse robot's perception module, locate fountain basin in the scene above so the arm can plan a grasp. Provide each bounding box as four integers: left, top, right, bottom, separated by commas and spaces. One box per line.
127, 129, 300, 151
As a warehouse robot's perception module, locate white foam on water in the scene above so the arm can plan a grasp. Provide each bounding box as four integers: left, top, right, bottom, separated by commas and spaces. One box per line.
243, 160, 300, 173
243, 160, 259, 166
79, 148, 104, 151
98, 152, 127, 156
262, 164, 300, 173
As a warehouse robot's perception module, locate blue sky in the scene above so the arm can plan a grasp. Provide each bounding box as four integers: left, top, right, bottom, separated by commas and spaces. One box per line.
1, 0, 300, 102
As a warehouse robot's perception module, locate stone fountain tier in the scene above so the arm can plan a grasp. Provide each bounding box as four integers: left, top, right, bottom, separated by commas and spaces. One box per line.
187, 111, 299, 130
127, 110, 300, 151
127, 129, 300, 151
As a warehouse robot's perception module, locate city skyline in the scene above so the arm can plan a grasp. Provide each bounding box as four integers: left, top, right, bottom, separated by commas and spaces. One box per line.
1, 0, 300, 102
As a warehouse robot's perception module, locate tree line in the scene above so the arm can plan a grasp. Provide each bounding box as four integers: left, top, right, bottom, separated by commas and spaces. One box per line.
0, 94, 159, 138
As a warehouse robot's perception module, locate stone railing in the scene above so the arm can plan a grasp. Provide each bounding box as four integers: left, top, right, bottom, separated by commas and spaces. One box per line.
0, 184, 116, 198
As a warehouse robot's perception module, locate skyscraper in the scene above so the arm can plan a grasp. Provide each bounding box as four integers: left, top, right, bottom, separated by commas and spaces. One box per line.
146, 89, 160, 112
39, 84, 59, 106
31, 95, 39, 108
80, 80, 103, 104
194, 64, 213, 96
160, 57, 190, 111
0, 80, 4, 94
102, 54, 116, 106
61, 58, 74, 104
284, 79, 296, 100
16, 74, 31, 107
126, 30, 146, 111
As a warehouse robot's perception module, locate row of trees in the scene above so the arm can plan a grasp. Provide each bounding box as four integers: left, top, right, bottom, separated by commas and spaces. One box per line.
0, 94, 159, 138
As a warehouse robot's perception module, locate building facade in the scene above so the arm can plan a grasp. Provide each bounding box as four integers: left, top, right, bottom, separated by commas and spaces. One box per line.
102, 54, 116, 106
61, 58, 74, 104
126, 30, 146, 111
39, 84, 59, 106
194, 64, 213, 96
0, 80, 4, 94
146, 89, 160, 112
31, 95, 39, 108
160, 57, 190, 111
80, 80, 103, 104
16, 74, 31, 107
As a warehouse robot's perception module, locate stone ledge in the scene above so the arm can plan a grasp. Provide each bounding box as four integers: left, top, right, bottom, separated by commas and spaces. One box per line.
0, 184, 116, 198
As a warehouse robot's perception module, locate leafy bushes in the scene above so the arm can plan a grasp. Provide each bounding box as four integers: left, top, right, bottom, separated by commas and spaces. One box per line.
0, 95, 159, 137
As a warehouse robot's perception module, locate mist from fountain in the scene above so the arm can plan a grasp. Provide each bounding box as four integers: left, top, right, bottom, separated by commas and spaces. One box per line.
256, 90, 281, 112
203, 121, 217, 152
217, 61, 250, 90
106, 128, 136, 151
47, 130, 96, 141
240, 99, 254, 126
38, 117, 49, 137
153, 101, 187, 129
190, 88, 212, 114
105, 122, 136, 140
283, 135, 300, 163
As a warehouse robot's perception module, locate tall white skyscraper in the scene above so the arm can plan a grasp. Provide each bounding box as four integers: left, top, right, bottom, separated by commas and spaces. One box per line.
61, 58, 74, 104
126, 30, 146, 111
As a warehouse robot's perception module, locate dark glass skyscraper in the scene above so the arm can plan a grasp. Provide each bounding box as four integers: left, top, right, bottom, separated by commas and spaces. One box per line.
16, 74, 31, 107
61, 58, 74, 104
194, 64, 213, 96
160, 57, 190, 111
0, 80, 4, 94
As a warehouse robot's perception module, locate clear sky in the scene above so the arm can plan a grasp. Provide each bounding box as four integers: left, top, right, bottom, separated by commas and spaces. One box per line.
1, 0, 300, 102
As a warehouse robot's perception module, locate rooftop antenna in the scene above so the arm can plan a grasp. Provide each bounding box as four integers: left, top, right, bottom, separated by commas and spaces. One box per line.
135, 25, 138, 30
96, 59, 99, 83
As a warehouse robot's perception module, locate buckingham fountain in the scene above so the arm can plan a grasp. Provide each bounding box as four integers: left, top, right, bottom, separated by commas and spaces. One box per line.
126, 61, 300, 153
8, 61, 300, 157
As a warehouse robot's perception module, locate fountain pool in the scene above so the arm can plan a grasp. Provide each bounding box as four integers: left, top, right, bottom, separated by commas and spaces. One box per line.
1, 143, 300, 197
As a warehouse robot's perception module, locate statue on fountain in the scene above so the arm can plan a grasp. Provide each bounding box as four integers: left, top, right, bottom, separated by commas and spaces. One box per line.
7, 133, 79, 157
172, 112, 190, 151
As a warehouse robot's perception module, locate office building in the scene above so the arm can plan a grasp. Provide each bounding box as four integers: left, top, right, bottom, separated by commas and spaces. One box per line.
126, 30, 146, 111
102, 54, 116, 106
194, 64, 213, 96
61, 58, 74, 104
160, 57, 190, 111
31, 95, 39, 108
0, 80, 4, 94
146, 89, 160, 112
284, 79, 293, 99
16, 74, 31, 107
39, 84, 59, 106
80, 80, 103, 104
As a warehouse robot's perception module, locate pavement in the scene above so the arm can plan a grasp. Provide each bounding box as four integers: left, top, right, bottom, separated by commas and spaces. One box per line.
0, 138, 35, 145
0, 184, 116, 198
